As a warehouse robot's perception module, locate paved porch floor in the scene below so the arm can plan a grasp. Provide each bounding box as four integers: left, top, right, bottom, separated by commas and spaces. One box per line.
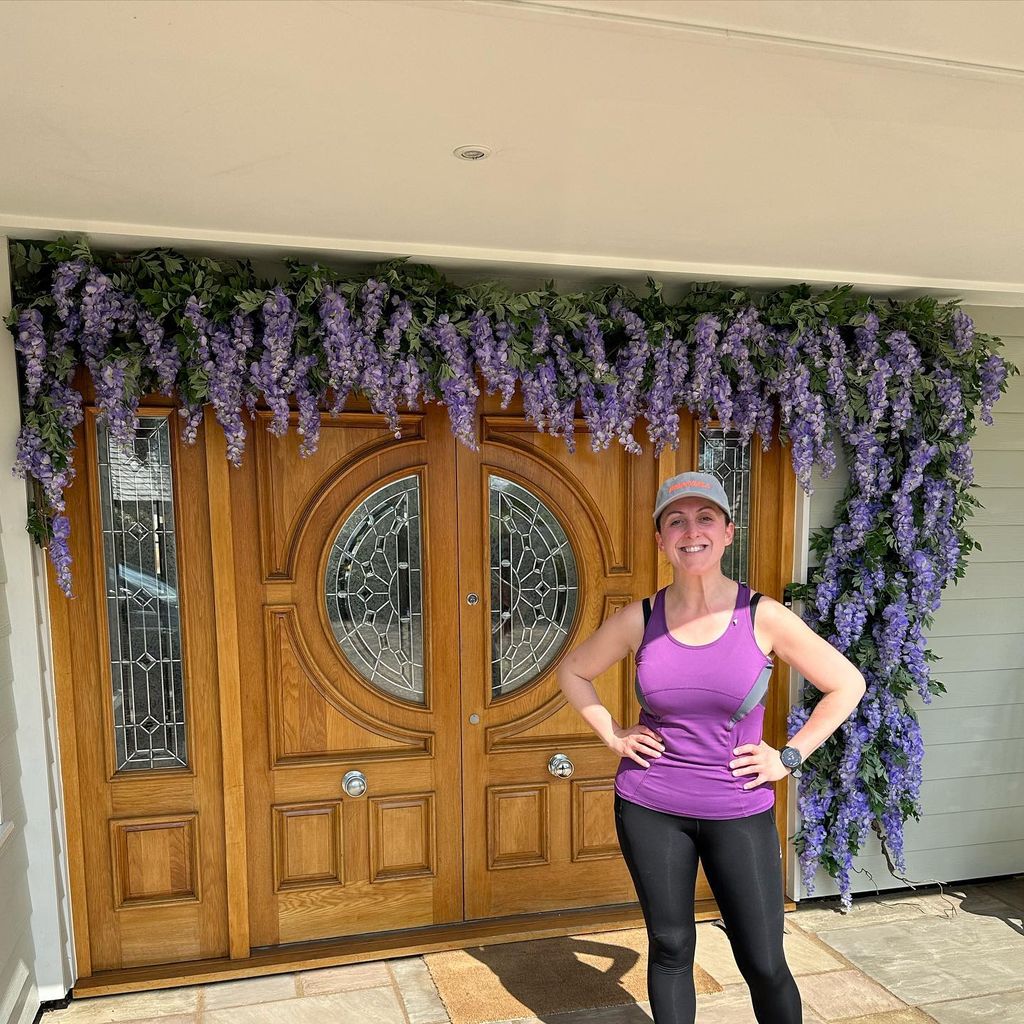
43, 877, 1024, 1024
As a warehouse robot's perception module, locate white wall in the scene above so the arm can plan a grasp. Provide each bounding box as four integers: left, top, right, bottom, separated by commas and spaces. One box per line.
0, 241, 74, 1024
797, 305, 1024, 900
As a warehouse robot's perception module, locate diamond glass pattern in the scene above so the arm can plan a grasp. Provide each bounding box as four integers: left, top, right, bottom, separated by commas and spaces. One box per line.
325, 476, 425, 704
97, 417, 188, 772
489, 476, 579, 697
699, 427, 752, 583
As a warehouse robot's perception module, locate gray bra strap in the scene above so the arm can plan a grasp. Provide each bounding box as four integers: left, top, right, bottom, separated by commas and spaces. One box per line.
727, 662, 773, 729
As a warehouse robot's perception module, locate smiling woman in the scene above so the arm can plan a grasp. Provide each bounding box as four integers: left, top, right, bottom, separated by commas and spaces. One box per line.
557, 470, 866, 1024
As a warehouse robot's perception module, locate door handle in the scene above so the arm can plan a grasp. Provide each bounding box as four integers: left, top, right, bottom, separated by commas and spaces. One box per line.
342, 770, 368, 797
547, 753, 574, 779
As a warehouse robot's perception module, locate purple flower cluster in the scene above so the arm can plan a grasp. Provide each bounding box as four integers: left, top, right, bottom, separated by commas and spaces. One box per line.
471, 312, 517, 408
249, 288, 298, 437
884, 331, 921, 433
183, 298, 255, 464
428, 314, 480, 450
952, 309, 975, 355
136, 307, 180, 395
932, 369, 965, 436
15, 310, 47, 403
978, 354, 1008, 426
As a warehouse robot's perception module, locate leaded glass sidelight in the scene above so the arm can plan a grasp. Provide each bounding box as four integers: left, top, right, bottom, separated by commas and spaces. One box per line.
325, 476, 425, 704
98, 417, 188, 772
699, 427, 752, 583
489, 476, 579, 698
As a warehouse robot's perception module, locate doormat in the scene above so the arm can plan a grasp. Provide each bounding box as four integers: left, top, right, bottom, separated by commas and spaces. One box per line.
423, 926, 722, 1023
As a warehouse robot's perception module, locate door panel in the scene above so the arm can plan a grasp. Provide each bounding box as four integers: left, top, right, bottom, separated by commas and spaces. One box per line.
54, 404, 229, 970
233, 407, 464, 946
458, 405, 660, 919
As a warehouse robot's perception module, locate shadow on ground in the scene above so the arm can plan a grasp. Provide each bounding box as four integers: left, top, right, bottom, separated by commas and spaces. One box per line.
465, 936, 653, 1023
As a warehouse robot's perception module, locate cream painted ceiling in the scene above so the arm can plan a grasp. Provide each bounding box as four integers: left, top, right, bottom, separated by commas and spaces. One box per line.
1, 0, 1023, 302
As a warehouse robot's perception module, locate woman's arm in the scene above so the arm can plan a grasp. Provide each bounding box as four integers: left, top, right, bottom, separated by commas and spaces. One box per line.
556, 601, 665, 767
732, 595, 866, 788
758, 596, 866, 761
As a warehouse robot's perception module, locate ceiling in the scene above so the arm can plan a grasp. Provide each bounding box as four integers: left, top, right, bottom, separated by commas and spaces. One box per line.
1, 0, 1023, 303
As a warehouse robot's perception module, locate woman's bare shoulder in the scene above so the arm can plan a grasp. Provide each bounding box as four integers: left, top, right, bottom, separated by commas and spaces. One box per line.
563, 595, 650, 677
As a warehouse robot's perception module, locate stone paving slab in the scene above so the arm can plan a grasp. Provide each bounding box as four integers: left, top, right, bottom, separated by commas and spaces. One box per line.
792, 886, 1006, 934
203, 988, 406, 1024
202, 975, 298, 1011
921, 988, 1024, 1023
389, 956, 449, 1024
44, 989, 201, 1022
297, 961, 390, 995
798, 969, 906, 1021
833, 1012, 934, 1024
816, 912, 1024, 1005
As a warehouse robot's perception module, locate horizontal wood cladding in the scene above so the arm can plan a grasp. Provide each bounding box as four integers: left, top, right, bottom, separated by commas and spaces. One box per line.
110, 814, 200, 909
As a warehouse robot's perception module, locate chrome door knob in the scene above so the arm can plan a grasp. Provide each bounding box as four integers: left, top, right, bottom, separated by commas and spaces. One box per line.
547, 753, 574, 779
342, 770, 368, 797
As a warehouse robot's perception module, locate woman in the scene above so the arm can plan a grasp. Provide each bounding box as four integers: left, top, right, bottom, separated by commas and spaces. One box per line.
557, 471, 865, 1024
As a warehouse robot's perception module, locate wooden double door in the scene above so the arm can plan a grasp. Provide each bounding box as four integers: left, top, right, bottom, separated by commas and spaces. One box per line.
53, 388, 794, 974
233, 398, 659, 946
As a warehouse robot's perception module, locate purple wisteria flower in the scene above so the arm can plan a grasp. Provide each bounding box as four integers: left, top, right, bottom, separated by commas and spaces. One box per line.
952, 309, 975, 355
428, 314, 480, 450
15, 310, 47, 403
52, 259, 87, 321
979, 354, 1007, 426
250, 288, 297, 437
471, 312, 516, 408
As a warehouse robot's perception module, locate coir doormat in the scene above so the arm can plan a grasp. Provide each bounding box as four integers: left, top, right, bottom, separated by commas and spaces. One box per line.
423, 926, 722, 1023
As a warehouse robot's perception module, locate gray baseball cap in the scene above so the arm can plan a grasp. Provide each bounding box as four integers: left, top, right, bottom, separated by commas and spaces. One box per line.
653, 471, 731, 525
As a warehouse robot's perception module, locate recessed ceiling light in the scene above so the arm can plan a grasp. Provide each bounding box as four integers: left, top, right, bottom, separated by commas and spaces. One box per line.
453, 145, 492, 161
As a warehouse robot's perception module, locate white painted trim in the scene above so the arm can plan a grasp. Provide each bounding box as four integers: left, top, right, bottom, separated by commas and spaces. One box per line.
786, 478, 814, 903
2, 218, 1022, 307
0, 238, 76, 996
35, 983, 70, 1003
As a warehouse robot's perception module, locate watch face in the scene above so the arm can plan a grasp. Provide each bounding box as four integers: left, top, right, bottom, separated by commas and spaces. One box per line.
781, 747, 801, 768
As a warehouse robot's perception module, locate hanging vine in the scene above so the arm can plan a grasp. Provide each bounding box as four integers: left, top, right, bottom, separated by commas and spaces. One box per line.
5, 236, 1015, 905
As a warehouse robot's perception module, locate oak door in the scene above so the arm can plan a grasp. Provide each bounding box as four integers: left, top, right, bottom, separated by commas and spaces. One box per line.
457, 405, 659, 919
52, 405, 230, 971
233, 406, 465, 947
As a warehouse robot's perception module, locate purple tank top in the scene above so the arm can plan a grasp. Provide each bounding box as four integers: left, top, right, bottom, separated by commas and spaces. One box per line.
614, 583, 776, 819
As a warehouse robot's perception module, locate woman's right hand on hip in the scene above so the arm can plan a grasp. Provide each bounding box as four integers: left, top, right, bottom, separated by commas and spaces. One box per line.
609, 725, 665, 767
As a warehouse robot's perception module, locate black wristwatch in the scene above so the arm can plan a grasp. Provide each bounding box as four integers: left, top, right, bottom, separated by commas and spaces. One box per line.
779, 745, 803, 771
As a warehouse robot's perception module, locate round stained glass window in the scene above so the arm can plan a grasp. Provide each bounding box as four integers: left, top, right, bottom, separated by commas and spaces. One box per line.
489, 476, 579, 698
325, 476, 425, 704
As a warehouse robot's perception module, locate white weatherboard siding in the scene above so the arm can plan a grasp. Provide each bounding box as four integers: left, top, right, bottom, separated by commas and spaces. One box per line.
797, 306, 1024, 901
0, 242, 74, 1024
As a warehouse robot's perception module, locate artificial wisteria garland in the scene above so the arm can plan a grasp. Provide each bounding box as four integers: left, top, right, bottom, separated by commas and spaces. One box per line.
6, 238, 1014, 905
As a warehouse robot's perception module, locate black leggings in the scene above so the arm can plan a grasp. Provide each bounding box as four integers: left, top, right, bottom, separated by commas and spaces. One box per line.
615, 793, 802, 1023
